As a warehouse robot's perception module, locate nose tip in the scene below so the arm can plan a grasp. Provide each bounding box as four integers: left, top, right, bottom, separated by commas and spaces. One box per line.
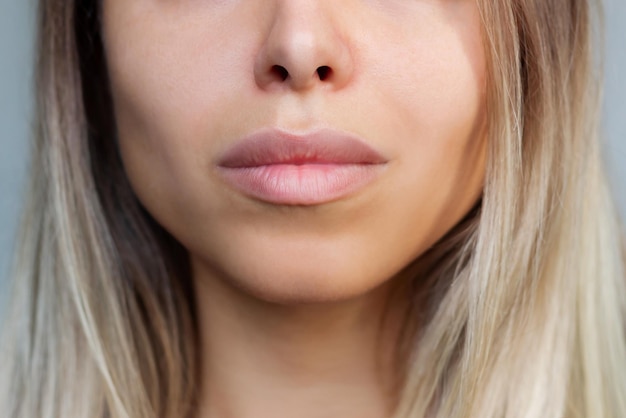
253, 4, 354, 92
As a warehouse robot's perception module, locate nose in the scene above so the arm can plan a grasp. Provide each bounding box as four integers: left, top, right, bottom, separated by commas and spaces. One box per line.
254, 1, 355, 92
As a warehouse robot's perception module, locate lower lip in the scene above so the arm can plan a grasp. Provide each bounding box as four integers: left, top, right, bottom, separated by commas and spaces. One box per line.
217, 163, 386, 205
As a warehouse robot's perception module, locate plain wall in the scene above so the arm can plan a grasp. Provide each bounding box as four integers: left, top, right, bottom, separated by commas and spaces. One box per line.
605, 0, 626, 213
1, 0, 35, 313
1, 2, 625, 313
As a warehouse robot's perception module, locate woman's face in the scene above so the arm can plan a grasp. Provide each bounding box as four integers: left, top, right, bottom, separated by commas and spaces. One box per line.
102, 0, 487, 303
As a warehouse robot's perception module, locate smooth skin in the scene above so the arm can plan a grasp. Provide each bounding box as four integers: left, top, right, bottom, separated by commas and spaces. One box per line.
102, 1, 487, 417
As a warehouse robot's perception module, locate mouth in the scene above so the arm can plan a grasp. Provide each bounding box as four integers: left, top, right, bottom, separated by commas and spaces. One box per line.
215, 127, 389, 206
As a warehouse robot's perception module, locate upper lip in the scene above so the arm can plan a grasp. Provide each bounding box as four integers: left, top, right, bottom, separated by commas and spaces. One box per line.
216, 127, 389, 168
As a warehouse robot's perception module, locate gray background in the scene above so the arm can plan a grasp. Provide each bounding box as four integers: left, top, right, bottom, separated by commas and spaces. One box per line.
1, 2, 625, 314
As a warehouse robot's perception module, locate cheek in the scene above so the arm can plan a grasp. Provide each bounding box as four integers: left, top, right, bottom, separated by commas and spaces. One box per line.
102, 2, 257, 218
365, 8, 487, 242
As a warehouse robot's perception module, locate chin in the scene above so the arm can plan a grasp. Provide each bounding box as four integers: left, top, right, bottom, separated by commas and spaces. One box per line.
190, 241, 401, 305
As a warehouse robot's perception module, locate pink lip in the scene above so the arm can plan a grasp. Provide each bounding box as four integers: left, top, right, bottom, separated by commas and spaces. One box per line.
215, 128, 388, 205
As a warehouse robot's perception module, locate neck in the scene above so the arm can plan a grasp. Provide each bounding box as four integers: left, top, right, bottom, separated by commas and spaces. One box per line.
191, 259, 414, 418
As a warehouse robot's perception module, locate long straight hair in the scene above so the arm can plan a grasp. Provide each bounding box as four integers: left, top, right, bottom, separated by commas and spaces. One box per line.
1, 0, 625, 417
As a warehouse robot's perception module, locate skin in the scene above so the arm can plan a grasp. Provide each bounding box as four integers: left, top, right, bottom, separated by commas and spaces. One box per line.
101, 1, 487, 417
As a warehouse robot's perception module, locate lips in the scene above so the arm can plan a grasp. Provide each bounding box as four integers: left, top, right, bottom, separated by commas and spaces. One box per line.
215, 128, 388, 205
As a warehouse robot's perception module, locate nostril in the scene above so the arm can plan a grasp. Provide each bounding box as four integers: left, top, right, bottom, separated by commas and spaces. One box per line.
271, 65, 289, 81
263, 65, 334, 87
317, 66, 332, 81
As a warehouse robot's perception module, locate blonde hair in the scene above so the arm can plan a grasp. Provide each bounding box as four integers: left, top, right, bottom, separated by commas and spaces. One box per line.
1, 0, 624, 417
